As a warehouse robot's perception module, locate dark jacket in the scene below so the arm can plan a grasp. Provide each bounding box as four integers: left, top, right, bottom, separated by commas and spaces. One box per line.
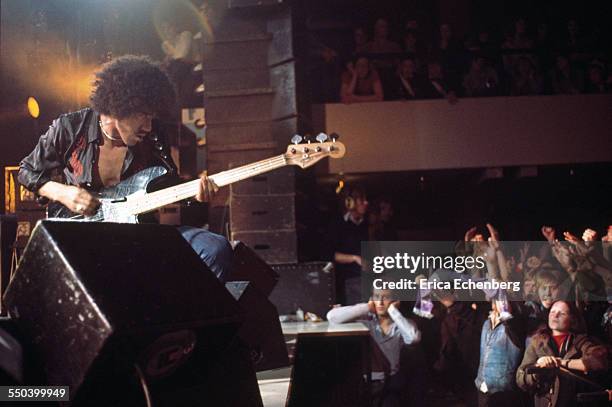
436, 302, 482, 379
18, 108, 176, 194
516, 332, 608, 407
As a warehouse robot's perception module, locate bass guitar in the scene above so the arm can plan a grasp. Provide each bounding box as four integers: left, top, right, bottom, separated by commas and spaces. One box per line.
47, 138, 345, 223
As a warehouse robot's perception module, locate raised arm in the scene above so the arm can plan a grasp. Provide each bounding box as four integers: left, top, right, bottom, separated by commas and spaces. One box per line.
327, 303, 370, 324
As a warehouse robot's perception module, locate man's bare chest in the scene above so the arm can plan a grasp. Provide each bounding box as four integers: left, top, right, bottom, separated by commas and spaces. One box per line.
96, 146, 127, 187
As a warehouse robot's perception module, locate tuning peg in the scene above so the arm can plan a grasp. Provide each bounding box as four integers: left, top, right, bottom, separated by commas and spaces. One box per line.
330, 132, 339, 142
304, 134, 312, 144
291, 134, 303, 145
316, 133, 328, 143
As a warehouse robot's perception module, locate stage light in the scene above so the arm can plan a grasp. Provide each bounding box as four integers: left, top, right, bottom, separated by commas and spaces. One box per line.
27, 97, 40, 118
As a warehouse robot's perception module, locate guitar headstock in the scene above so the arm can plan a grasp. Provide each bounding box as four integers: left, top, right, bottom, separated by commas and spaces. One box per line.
284, 133, 346, 169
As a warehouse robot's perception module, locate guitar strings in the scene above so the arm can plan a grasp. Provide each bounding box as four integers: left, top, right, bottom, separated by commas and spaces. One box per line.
125, 155, 288, 214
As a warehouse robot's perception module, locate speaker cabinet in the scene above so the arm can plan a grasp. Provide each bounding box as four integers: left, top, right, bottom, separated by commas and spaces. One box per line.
226, 281, 289, 372
4, 221, 262, 406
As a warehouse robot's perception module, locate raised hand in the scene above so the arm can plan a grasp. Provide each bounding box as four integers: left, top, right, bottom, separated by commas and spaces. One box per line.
582, 228, 597, 242
464, 226, 477, 242
541, 226, 556, 242
563, 231, 580, 243
486, 223, 500, 250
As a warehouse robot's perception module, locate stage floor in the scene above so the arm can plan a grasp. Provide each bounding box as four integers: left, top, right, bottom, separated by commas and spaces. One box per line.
257, 367, 291, 407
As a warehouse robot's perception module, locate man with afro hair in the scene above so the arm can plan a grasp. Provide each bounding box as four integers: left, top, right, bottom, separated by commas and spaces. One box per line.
19, 55, 233, 281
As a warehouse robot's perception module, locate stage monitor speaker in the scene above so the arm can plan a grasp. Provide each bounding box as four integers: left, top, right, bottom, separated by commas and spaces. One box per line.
226, 281, 289, 371
230, 241, 279, 297
0, 318, 23, 384
4, 221, 263, 406
0, 215, 17, 315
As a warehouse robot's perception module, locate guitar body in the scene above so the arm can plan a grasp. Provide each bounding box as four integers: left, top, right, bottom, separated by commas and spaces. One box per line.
47, 166, 169, 223
44, 139, 346, 223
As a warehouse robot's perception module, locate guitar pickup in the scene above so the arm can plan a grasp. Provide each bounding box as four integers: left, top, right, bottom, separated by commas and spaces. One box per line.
110, 197, 128, 203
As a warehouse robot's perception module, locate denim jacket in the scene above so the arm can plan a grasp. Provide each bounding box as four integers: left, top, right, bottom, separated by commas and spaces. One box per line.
474, 317, 523, 394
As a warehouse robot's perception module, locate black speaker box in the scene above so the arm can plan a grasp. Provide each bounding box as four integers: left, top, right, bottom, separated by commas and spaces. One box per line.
0, 215, 17, 315
230, 240, 279, 297
3, 221, 262, 406
225, 281, 288, 371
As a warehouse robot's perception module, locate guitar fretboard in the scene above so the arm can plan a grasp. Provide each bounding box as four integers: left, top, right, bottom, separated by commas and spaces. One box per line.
128, 154, 288, 215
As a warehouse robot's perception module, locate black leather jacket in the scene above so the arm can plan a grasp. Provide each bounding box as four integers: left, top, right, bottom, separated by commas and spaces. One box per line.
18, 108, 176, 195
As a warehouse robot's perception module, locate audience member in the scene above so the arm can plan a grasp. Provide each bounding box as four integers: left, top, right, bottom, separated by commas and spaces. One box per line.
463, 54, 500, 97
364, 18, 403, 55
363, 18, 403, 100
326, 186, 369, 305
352, 26, 369, 55
394, 56, 424, 100
430, 23, 465, 83
501, 18, 535, 79
340, 55, 384, 103
435, 290, 483, 407
327, 287, 423, 407
369, 196, 399, 240
525, 269, 564, 339
421, 61, 458, 102
475, 295, 526, 407
550, 54, 584, 94
402, 29, 425, 71
516, 300, 608, 407
510, 56, 543, 96
584, 61, 610, 94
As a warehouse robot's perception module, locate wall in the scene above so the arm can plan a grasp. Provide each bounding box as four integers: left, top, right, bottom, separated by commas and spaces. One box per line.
313, 94, 612, 174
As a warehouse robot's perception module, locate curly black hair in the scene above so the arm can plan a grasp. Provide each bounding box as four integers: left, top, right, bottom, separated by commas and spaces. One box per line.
90, 55, 176, 119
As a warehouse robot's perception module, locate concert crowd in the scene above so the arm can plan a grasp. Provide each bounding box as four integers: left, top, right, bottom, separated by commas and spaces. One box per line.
325, 188, 611, 407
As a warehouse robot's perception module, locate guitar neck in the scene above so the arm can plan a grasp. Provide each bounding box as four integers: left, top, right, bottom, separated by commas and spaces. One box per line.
130, 154, 288, 215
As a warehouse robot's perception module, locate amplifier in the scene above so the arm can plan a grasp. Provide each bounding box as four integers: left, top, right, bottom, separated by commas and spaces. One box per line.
4, 166, 39, 213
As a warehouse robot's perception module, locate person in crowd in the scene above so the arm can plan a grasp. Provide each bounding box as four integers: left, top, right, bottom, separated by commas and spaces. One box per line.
516, 300, 608, 407
534, 22, 554, 71
340, 55, 384, 103
402, 29, 425, 71
475, 292, 526, 407
465, 27, 498, 64
363, 18, 403, 55
421, 60, 458, 102
160, 19, 200, 107
525, 269, 564, 339
327, 286, 423, 407
434, 289, 484, 407
501, 18, 535, 79
584, 61, 610, 94
363, 18, 403, 99
308, 34, 341, 103
352, 26, 369, 55
602, 225, 612, 262
368, 196, 398, 241
510, 56, 543, 96
550, 53, 584, 94
394, 56, 424, 100
542, 226, 609, 339
503, 17, 534, 50
429, 23, 465, 85
463, 54, 500, 97
326, 186, 369, 305
560, 19, 589, 56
